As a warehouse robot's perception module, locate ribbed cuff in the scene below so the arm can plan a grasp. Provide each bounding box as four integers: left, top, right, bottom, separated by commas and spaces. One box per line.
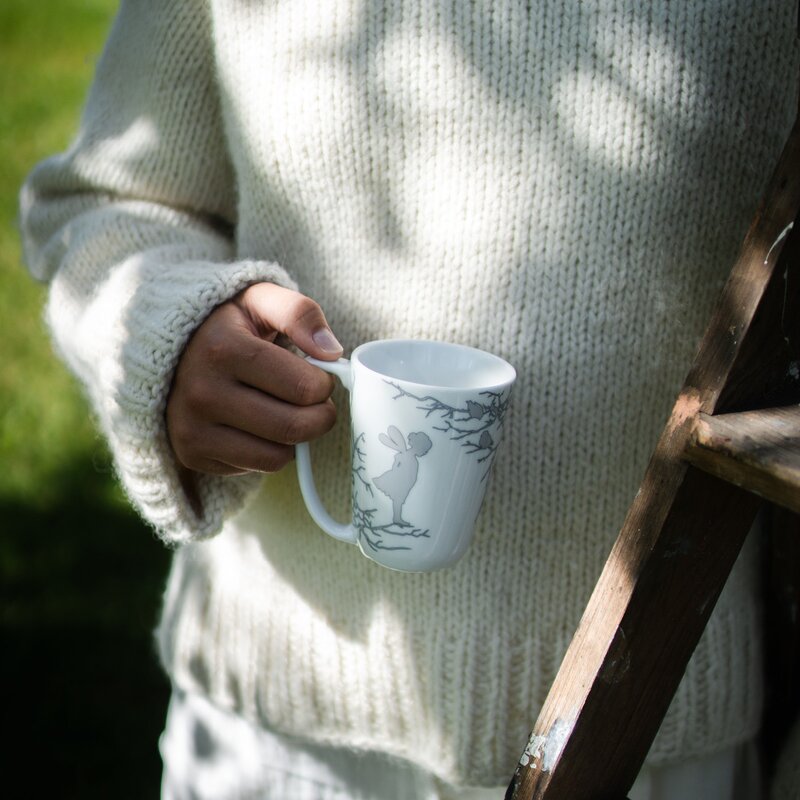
54, 252, 298, 544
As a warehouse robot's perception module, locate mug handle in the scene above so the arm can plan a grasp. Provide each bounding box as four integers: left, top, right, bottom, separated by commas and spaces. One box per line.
295, 357, 358, 545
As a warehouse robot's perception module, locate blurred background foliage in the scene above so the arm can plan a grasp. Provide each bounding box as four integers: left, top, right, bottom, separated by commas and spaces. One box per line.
1, 1, 171, 795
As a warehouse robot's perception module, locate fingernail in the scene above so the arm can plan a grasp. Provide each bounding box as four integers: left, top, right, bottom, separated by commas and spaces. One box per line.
312, 327, 343, 354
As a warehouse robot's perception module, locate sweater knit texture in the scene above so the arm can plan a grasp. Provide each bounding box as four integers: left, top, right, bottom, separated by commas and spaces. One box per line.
20, 0, 799, 789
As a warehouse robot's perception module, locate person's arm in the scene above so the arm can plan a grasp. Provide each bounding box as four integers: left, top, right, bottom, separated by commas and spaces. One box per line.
19, 0, 331, 544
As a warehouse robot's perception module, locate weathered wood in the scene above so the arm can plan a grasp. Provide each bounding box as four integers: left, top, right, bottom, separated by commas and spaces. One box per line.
506, 111, 800, 800
508, 465, 760, 800
686, 408, 800, 514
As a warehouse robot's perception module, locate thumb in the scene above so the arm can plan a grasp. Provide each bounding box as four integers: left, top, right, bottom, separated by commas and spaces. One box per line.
238, 282, 344, 360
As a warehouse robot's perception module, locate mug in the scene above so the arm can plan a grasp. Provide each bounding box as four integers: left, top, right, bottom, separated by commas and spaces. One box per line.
295, 339, 516, 572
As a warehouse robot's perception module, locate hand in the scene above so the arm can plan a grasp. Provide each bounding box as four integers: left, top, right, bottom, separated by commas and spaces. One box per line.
166, 282, 342, 479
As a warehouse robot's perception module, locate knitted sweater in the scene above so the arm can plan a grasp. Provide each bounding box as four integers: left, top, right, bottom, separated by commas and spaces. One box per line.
20, 0, 799, 788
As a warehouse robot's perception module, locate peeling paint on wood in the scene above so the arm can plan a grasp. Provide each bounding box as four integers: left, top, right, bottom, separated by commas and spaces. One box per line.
519, 717, 576, 774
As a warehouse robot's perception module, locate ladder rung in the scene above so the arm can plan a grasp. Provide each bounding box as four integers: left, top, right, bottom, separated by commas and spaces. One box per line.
684, 406, 800, 514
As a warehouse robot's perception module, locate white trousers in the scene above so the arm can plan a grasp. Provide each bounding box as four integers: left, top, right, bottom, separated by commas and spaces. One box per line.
160, 689, 762, 800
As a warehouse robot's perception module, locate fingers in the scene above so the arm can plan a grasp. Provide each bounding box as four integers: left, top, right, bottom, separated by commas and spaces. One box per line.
175, 424, 297, 476
168, 373, 337, 467
188, 300, 338, 406
202, 385, 337, 446
168, 397, 335, 476
230, 337, 336, 406
235, 283, 343, 361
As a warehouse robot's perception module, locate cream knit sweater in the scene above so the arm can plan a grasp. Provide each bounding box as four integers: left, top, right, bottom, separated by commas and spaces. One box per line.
20, 0, 799, 789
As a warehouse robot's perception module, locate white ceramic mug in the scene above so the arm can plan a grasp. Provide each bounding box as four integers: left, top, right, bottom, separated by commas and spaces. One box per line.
295, 339, 516, 571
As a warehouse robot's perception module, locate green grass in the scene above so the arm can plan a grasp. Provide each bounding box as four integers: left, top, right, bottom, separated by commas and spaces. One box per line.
1, 2, 171, 795
0, 0, 116, 504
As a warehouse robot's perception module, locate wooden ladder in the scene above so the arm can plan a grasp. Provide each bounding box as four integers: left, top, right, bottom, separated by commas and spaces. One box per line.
505, 38, 800, 800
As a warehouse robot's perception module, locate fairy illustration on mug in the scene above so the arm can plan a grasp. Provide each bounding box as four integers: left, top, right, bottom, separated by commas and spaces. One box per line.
372, 426, 432, 525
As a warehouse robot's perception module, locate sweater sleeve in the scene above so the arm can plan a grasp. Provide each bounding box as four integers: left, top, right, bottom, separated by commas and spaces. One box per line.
19, 0, 296, 545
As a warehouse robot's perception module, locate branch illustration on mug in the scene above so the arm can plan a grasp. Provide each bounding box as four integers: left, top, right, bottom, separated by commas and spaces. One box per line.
385, 382, 512, 478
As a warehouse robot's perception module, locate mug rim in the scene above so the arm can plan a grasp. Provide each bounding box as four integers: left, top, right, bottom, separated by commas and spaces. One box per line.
350, 338, 516, 392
